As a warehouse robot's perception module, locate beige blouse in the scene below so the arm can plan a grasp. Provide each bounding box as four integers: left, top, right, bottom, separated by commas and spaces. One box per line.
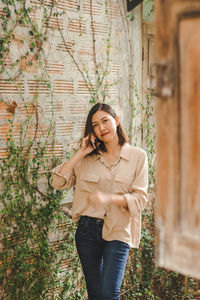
50, 143, 148, 248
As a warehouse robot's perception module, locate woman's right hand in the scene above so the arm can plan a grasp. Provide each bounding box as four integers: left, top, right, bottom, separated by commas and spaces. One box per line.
79, 134, 97, 156
59, 134, 97, 176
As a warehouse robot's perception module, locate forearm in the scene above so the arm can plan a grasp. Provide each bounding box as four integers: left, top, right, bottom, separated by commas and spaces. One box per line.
59, 149, 85, 176
109, 193, 128, 209
50, 150, 83, 190
87, 191, 128, 209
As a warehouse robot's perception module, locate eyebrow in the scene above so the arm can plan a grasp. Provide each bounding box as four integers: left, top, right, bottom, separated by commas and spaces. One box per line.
91, 116, 108, 125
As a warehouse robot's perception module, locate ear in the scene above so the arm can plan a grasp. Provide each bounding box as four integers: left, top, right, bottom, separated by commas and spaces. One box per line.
115, 115, 120, 126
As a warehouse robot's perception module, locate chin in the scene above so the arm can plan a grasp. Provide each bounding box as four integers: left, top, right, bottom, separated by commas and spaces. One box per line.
102, 136, 114, 143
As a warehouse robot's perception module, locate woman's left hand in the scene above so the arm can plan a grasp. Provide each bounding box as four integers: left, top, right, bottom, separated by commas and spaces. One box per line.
87, 191, 110, 207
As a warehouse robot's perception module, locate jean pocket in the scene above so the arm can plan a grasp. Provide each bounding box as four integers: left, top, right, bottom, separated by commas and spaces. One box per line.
75, 224, 90, 245
76, 219, 89, 235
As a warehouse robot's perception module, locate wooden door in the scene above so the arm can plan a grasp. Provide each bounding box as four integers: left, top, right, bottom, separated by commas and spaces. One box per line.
155, 0, 200, 279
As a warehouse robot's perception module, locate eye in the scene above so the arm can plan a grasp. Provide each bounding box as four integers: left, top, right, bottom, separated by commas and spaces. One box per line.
92, 124, 97, 128
103, 119, 108, 122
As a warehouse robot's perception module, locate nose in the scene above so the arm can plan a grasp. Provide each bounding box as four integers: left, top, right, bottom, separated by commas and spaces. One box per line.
99, 123, 105, 132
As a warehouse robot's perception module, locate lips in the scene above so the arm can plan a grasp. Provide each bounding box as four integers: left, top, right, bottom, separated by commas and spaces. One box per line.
101, 132, 109, 137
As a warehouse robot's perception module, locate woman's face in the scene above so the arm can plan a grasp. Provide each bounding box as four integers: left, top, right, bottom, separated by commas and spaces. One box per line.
91, 110, 119, 143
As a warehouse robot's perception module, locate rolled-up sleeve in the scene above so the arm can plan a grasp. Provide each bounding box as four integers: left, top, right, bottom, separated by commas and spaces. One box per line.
124, 151, 148, 217
50, 162, 76, 190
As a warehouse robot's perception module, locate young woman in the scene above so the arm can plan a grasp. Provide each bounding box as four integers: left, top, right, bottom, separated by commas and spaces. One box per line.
50, 103, 148, 300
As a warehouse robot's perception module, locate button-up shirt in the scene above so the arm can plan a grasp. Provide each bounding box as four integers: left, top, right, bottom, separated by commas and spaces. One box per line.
50, 143, 148, 248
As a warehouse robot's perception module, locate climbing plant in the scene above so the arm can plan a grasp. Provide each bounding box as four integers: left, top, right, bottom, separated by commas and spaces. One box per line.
0, 0, 85, 299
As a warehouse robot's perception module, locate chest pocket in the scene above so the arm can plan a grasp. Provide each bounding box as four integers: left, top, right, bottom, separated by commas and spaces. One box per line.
79, 173, 100, 192
114, 174, 133, 193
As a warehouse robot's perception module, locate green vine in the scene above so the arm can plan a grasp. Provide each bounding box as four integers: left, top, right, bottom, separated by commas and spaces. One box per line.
0, 0, 86, 298
0, 126, 62, 299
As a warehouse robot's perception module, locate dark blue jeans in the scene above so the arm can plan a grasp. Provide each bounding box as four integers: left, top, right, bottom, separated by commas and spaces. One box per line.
75, 216, 130, 300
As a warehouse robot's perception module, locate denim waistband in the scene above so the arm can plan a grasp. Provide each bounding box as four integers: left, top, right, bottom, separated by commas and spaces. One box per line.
79, 215, 104, 224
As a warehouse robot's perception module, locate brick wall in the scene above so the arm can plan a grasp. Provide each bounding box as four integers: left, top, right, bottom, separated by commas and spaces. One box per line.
0, 0, 142, 180
1, 0, 141, 151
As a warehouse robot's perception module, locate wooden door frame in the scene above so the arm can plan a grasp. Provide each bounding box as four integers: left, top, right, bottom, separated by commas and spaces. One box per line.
155, 0, 200, 279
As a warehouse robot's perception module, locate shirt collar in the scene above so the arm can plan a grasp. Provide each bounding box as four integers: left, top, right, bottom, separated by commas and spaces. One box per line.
93, 142, 130, 161
119, 142, 130, 160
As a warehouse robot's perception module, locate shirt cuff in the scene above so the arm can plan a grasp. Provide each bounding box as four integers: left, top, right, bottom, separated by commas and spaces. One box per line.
124, 193, 141, 218
50, 173, 66, 189
51, 162, 74, 181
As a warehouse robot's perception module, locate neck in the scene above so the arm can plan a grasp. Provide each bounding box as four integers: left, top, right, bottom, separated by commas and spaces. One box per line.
104, 137, 121, 155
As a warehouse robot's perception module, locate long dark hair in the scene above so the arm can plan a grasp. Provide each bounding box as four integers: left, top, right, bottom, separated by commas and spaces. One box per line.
84, 103, 129, 154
